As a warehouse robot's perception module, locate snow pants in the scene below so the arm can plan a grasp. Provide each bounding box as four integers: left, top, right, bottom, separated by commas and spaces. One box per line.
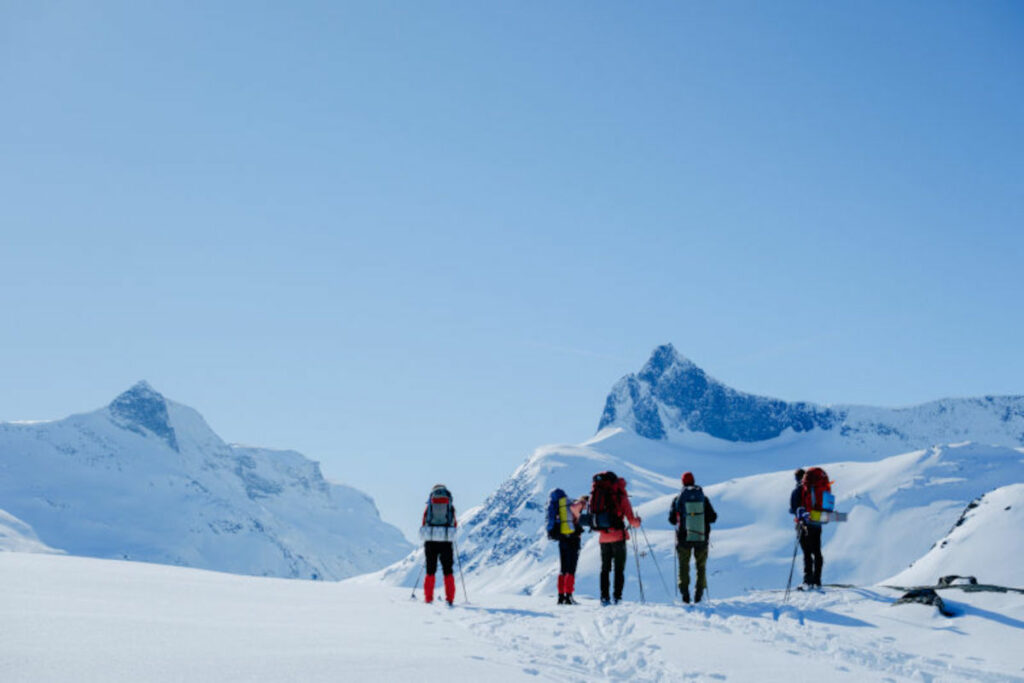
423, 541, 456, 604
676, 543, 708, 593
599, 540, 627, 601
799, 524, 823, 586
424, 541, 454, 576
558, 536, 581, 576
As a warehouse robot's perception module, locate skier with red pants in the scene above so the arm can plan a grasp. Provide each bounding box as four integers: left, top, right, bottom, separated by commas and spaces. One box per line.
547, 490, 588, 605
420, 484, 458, 605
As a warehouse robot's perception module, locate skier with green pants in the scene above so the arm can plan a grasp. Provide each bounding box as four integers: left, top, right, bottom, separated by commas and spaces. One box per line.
668, 471, 718, 603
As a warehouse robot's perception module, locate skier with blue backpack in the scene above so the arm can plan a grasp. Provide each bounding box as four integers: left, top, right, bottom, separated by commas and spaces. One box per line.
668, 472, 718, 603
790, 467, 833, 589
546, 489, 588, 605
419, 484, 458, 605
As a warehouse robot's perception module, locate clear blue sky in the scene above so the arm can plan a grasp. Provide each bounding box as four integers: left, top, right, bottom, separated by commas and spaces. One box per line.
2, 1, 1022, 539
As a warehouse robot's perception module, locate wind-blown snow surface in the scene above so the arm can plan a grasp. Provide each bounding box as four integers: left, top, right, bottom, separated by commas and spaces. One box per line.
0, 382, 410, 579
2, 551, 1023, 682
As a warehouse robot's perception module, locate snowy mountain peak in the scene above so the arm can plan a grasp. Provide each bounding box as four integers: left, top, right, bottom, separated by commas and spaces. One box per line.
108, 381, 178, 451
1, 386, 412, 578
599, 346, 830, 441
637, 343, 697, 381
599, 344, 1024, 449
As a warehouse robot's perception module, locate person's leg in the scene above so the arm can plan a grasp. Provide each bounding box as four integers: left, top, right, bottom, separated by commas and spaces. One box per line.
566, 536, 581, 576
423, 542, 439, 603
677, 545, 692, 602
564, 536, 581, 603
809, 526, 823, 586
613, 541, 626, 602
798, 527, 814, 586
557, 538, 571, 603
440, 542, 456, 604
694, 545, 709, 602
600, 542, 612, 602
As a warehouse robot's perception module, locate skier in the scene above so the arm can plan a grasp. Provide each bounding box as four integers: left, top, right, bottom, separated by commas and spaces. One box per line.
419, 483, 458, 605
668, 471, 718, 603
589, 472, 641, 605
790, 468, 825, 589
547, 490, 588, 605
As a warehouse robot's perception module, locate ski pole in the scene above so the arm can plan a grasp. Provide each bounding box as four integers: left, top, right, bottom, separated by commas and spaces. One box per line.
639, 524, 673, 603
453, 536, 469, 604
783, 526, 800, 604
631, 532, 645, 604
410, 564, 424, 600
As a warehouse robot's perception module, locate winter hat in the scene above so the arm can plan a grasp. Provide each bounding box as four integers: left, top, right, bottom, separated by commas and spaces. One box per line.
682, 472, 695, 486
794, 469, 805, 482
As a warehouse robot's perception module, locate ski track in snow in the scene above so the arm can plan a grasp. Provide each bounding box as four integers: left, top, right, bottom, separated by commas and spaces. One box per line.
4, 552, 1023, 683
446, 588, 1023, 682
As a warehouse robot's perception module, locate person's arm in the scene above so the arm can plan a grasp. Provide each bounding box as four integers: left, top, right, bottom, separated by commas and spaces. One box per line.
570, 499, 585, 523
452, 507, 457, 528
622, 493, 641, 528
705, 498, 717, 524
789, 488, 801, 515
668, 497, 678, 526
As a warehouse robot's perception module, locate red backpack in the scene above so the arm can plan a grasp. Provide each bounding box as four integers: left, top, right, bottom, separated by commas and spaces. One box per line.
801, 467, 835, 523
589, 471, 623, 531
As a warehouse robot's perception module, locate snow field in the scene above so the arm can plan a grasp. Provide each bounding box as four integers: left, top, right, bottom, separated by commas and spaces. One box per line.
3, 552, 1022, 682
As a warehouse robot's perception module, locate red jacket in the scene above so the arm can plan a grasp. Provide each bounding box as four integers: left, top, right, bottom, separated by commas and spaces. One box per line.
598, 479, 640, 544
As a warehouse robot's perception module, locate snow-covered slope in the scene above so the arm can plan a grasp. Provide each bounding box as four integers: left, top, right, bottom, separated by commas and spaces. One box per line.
890, 483, 1024, 588
0, 382, 411, 579
382, 438, 1024, 600
0, 509, 61, 554
4, 551, 1023, 682
382, 345, 1024, 600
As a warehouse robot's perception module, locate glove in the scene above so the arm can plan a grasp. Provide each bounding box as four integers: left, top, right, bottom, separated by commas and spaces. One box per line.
630, 517, 641, 528
796, 507, 810, 524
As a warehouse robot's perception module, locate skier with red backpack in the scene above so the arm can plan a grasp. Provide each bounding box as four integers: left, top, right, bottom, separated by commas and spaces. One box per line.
668, 471, 718, 603
587, 471, 641, 605
790, 467, 834, 589
546, 489, 588, 605
419, 484, 458, 605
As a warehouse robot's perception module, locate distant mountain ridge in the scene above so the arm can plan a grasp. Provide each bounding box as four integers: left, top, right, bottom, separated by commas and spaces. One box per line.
599, 344, 1024, 450
0, 382, 411, 578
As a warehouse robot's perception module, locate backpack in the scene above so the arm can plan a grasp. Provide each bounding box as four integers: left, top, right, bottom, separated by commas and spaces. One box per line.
588, 471, 623, 531
546, 488, 576, 540
676, 485, 706, 544
801, 467, 835, 524
425, 485, 455, 527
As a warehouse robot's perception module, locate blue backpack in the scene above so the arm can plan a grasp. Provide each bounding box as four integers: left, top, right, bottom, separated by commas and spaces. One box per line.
546, 488, 574, 540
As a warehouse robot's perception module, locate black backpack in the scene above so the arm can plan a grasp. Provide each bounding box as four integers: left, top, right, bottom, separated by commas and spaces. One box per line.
588, 471, 623, 531
425, 485, 454, 527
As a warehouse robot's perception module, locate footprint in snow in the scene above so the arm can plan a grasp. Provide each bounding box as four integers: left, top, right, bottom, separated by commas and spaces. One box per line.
522, 668, 540, 676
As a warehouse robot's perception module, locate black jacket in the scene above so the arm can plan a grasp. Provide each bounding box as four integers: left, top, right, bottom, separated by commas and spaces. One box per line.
668, 486, 718, 546
789, 484, 803, 515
